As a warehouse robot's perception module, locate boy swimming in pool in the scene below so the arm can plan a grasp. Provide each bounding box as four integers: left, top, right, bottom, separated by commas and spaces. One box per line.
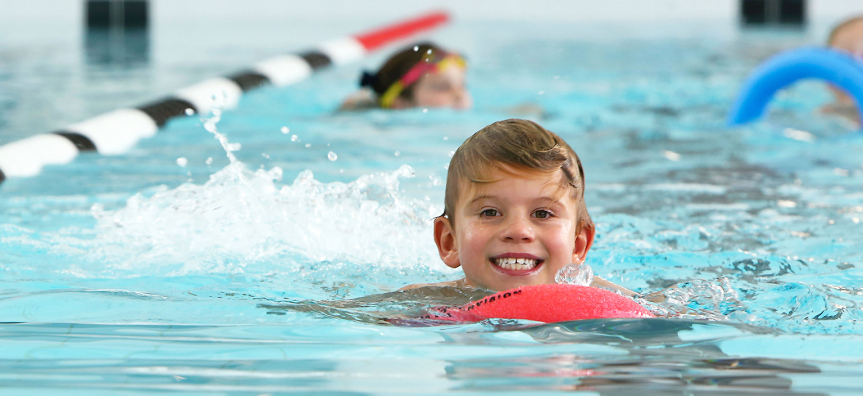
401, 119, 634, 295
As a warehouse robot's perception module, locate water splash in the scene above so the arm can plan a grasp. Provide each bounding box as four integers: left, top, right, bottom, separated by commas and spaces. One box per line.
4, 105, 454, 295
635, 277, 742, 321
555, 263, 594, 286
76, 163, 443, 278
203, 107, 239, 164
555, 263, 744, 322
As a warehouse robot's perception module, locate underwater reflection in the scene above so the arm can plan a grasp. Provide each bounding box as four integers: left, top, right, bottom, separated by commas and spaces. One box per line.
441, 319, 828, 394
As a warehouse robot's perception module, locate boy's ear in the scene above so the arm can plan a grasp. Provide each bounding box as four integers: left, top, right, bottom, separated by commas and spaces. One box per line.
572, 225, 595, 265
434, 216, 461, 269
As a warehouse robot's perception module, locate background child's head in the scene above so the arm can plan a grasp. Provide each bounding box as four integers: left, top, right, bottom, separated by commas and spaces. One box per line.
828, 15, 863, 54
435, 119, 594, 291
827, 16, 863, 105
360, 42, 471, 110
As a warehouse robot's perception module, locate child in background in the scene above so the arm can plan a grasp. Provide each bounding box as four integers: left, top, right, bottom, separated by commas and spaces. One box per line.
821, 15, 863, 126
402, 119, 634, 295
340, 42, 472, 111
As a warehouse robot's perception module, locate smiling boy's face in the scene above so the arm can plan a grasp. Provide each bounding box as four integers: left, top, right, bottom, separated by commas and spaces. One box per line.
434, 165, 594, 291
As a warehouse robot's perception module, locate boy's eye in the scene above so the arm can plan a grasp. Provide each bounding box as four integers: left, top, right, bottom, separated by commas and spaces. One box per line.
479, 209, 499, 217
533, 209, 552, 219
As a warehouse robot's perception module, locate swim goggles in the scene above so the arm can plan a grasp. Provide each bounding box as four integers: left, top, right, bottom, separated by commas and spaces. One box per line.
378, 53, 467, 108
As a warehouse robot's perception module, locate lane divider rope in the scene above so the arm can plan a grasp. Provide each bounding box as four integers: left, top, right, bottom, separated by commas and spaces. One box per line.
0, 10, 450, 185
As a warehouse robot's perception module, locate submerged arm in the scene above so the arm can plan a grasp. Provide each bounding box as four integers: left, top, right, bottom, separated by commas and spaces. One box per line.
590, 276, 637, 297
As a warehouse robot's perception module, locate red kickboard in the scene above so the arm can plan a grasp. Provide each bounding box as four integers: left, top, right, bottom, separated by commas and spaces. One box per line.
426, 284, 653, 323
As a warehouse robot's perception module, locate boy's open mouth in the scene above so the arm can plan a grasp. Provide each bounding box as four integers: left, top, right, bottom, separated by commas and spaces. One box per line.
490, 255, 543, 275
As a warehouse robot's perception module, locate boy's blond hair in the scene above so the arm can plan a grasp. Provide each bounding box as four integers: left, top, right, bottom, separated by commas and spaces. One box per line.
443, 119, 593, 233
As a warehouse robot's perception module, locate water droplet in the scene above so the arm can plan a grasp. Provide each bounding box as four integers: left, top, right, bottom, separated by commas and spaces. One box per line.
327, 151, 338, 161
443, 136, 448, 141
305, 143, 311, 148
783, 128, 815, 142
394, 151, 400, 157
204, 120, 217, 133
262, 153, 270, 159
662, 150, 681, 161
184, 108, 195, 116
205, 157, 213, 165
396, 164, 416, 178
777, 200, 796, 208
176, 157, 188, 167
448, 150, 455, 157
280, 126, 290, 134
538, 91, 544, 95
555, 263, 594, 286
269, 167, 283, 180
340, 169, 345, 173
226, 142, 241, 152
422, 108, 428, 113
291, 135, 299, 142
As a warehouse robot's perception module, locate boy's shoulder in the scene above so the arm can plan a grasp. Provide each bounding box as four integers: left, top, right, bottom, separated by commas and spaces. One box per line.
399, 278, 470, 291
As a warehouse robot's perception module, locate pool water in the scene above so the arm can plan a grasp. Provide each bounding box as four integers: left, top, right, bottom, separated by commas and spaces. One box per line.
2, 18, 863, 394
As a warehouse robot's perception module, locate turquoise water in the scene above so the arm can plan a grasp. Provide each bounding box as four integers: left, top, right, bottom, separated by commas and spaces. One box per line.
2, 20, 863, 394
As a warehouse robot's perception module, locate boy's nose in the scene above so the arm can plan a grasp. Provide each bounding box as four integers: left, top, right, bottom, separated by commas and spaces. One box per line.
501, 215, 535, 242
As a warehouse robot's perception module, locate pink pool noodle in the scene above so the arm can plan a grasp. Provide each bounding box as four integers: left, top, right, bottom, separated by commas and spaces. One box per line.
426, 284, 653, 323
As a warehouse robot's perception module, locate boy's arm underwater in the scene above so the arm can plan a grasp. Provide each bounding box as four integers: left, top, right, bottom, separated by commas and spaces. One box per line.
399, 278, 469, 291
400, 275, 638, 297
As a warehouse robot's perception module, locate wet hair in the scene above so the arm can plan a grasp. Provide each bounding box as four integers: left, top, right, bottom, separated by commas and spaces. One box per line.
828, 15, 863, 47
359, 42, 446, 105
443, 119, 593, 233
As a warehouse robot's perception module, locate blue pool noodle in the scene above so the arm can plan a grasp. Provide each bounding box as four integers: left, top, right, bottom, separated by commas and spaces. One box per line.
727, 47, 863, 127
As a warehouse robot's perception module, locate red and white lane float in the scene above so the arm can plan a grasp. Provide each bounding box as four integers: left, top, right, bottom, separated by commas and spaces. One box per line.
0, 11, 450, 184
421, 284, 654, 324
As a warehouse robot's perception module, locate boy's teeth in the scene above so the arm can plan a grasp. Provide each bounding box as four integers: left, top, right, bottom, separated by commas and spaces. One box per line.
494, 257, 538, 270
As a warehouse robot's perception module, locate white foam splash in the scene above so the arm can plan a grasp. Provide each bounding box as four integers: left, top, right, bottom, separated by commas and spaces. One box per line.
79, 162, 442, 276
555, 263, 594, 286
56, 104, 447, 277
635, 277, 741, 320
